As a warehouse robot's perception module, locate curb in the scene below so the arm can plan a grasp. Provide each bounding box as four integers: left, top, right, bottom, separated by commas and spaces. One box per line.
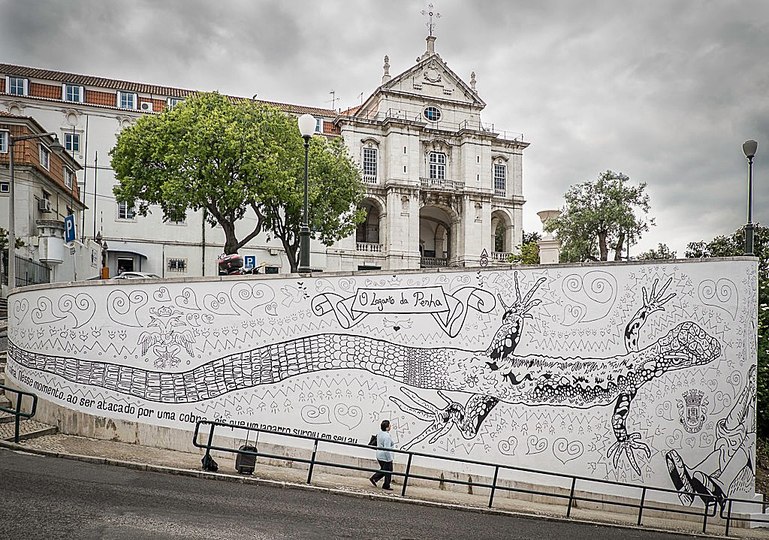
0, 439, 727, 539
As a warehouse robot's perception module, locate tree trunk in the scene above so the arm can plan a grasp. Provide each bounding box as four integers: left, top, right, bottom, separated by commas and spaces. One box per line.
281, 236, 299, 273
613, 231, 625, 261
598, 232, 608, 261
220, 221, 240, 255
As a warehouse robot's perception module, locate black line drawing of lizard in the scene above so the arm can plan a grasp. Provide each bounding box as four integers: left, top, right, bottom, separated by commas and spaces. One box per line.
8, 272, 721, 475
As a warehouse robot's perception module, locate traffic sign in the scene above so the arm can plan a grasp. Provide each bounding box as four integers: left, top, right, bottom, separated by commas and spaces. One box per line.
64, 214, 76, 243
244, 255, 256, 269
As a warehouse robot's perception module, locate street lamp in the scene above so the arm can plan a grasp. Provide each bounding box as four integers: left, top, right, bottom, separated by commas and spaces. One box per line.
7, 132, 64, 291
297, 114, 316, 272
742, 139, 758, 256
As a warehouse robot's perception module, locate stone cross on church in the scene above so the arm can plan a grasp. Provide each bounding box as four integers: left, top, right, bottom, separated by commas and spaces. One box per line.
421, 3, 441, 37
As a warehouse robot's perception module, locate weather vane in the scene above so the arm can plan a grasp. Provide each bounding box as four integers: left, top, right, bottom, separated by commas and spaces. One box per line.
421, 3, 441, 37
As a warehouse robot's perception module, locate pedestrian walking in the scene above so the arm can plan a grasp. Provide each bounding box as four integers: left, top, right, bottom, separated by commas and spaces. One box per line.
369, 419, 394, 491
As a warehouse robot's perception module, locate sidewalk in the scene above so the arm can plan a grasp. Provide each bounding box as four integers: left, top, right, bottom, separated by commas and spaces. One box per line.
2, 431, 766, 539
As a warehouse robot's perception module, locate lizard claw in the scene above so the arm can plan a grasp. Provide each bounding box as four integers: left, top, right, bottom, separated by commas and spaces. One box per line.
642, 277, 675, 314
607, 432, 651, 475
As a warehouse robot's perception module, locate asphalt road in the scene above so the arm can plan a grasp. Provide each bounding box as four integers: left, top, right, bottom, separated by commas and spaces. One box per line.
0, 448, 689, 540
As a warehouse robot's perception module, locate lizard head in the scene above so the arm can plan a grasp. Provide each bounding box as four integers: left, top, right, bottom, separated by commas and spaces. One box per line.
656, 322, 722, 370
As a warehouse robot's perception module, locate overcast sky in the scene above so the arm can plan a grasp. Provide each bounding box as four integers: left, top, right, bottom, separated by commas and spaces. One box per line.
2, 0, 767, 257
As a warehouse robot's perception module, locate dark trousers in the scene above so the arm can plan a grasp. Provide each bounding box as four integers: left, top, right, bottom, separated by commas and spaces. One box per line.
370, 459, 393, 488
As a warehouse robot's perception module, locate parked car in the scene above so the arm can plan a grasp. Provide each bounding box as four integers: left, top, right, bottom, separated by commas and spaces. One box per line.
112, 272, 161, 280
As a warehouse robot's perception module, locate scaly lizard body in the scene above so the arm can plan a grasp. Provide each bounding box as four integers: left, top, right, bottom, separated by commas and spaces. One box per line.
8, 274, 719, 474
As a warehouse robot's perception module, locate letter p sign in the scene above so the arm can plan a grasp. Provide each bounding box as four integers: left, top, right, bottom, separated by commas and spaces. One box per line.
64, 214, 76, 243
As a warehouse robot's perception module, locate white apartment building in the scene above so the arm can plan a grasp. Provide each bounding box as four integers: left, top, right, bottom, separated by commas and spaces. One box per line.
0, 35, 527, 279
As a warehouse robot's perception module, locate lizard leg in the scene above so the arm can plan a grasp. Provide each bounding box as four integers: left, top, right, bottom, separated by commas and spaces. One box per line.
606, 392, 650, 476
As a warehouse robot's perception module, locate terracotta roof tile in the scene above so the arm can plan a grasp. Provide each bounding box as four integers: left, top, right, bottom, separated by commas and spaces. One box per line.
0, 63, 338, 118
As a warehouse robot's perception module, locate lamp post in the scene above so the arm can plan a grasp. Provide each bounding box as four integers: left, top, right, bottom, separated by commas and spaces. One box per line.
7, 132, 64, 291
742, 139, 758, 256
297, 114, 316, 272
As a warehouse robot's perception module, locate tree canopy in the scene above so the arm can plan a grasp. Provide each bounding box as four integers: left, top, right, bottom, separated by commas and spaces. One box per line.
545, 171, 653, 262
111, 92, 365, 272
508, 231, 541, 265
687, 225, 768, 437
637, 243, 676, 260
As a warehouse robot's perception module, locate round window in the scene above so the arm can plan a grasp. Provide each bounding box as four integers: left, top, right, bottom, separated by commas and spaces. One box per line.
423, 106, 441, 122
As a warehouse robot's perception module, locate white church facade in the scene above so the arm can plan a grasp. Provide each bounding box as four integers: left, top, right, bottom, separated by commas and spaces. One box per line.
0, 35, 527, 281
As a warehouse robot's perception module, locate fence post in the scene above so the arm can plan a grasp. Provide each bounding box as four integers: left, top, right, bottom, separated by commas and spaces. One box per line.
400, 453, 413, 497
637, 487, 646, 526
13, 392, 22, 443
307, 438, 319, 484
202, 422, 215, 467
725, 499, 733, 536
566, 477, 577, 518
488, 465, 500, 508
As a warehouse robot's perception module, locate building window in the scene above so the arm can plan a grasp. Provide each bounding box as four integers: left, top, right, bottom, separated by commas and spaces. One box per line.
423, 106, 441, 122
7, 77, 28, 96
167, 258, 187, 272
429, 152, 446, 180
117, 91, 137, 110
64, 132, 80, 153
0, 182, 9, 193
167, 97, 183, 109
39, 145, 50, 170
63, 84, 84, 103
117, 201, 136, 220
494, 163, 507, 196
64, 168, 74, 189
362, 147, 377, 182
315, 118, 323, 134
0, 130, 7, 153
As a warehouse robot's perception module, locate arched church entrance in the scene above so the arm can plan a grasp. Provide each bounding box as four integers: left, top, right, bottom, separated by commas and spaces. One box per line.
419, 205, 455, 267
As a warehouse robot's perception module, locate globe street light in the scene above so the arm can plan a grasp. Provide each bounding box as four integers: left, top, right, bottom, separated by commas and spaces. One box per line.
297, 114, 316, 272
742, 139, 758, 256
7, 132, 64, 291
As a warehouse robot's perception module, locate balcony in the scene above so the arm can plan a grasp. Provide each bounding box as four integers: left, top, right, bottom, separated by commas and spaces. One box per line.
494, 188, 506, 197
362, 174, 378, 184
356, 242, 382, 253
420, 177, 465, 191
420, 256, 447, 268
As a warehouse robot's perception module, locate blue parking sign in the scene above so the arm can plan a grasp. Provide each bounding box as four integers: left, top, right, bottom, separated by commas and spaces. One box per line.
244, 255, 256, 269
64, 214, 76, 243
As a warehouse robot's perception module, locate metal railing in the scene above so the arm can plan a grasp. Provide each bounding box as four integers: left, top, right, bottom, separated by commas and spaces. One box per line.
0, 384, 38, 443
13, 255, 50, 288
193, 420, 762, 534
352, 109, 524, 142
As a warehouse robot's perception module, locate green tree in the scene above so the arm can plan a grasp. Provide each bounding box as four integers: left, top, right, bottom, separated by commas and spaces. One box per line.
111, 92, 365, 272
508, 231, 541, 265
545, 171, 653, 262
637, 243, 677, 260
686, 225, 768, 438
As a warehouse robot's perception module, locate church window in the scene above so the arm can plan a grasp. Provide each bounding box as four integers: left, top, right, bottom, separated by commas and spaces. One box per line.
494, 163, 506, 196
423, 106, 441, 122
362, 147, 377, 182
429, 152, 446, 180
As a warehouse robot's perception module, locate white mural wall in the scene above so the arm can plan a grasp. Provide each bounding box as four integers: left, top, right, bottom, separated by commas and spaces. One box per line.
6, 259, 759, 507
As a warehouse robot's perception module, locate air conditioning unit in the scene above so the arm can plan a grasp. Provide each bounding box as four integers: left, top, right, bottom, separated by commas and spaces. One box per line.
38, 199, 52, 213
140, 101, 153, 112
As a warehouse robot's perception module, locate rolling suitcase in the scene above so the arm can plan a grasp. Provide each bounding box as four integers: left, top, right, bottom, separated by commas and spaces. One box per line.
235, 431, 258, 475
